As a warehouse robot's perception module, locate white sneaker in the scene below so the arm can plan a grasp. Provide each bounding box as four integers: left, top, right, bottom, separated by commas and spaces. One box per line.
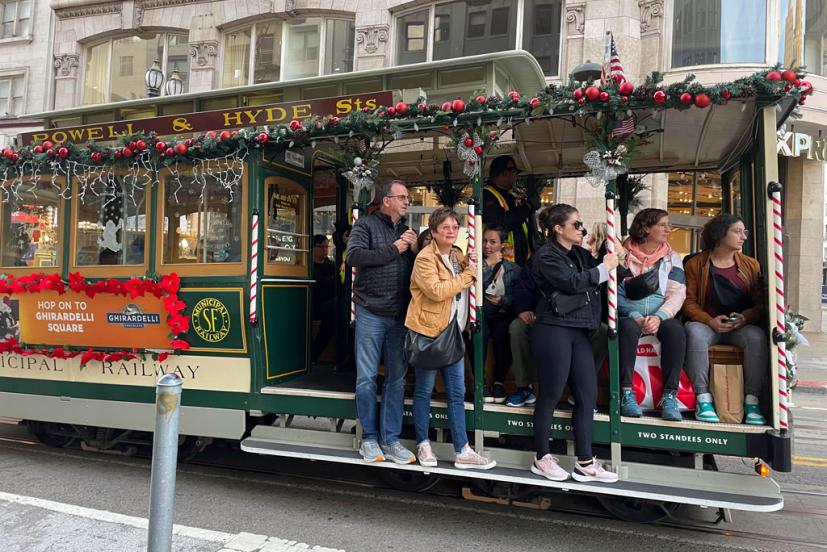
531, 454, 570, 481
417, 441, 438, 467
454, 445, 496, 470
572, 458, 619, 483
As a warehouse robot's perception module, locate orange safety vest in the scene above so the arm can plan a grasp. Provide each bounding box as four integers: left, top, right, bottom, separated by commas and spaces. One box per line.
483, 185, 529, 263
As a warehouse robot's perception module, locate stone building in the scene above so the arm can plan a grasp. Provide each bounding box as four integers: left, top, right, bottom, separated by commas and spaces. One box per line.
7, 0, 825, 330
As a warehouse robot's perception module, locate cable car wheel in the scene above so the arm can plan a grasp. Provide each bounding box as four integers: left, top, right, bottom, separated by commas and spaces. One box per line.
25, 420, 77, 448
377, 469, 441, 493
596, 495, 681, 523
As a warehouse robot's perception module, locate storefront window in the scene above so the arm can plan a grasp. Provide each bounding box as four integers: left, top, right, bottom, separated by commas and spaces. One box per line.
0, 180, 60, 268
83, 32, 189, 105
666, 171, 723, 257
672, 0, 766, 68
266, 178, 309, 275
222, 18, 354, 88
74, 179, 147, 266
396, 0, 560, 76
778, 0, 827, 76
161, 172, 243, 265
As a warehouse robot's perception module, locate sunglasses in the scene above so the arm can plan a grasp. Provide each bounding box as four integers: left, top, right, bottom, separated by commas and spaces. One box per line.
568, 220, 584, 230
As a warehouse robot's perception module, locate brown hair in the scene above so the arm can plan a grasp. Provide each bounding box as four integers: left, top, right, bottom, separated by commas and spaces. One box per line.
428, 206, 461, 233
538, 203, 578, 235
628, 208, 669, 243
701, 213, 744, 251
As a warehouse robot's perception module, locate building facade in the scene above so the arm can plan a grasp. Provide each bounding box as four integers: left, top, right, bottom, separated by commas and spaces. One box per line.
6, 0, 826, 330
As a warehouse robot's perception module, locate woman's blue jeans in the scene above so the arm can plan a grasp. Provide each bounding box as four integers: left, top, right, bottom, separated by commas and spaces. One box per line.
412, 356, 468, 453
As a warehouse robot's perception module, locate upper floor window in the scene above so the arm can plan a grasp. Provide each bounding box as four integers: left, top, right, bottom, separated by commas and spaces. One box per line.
0, 74, 24, 116
83, 32, 189, 105
221, 17, 354, 88
395, 0, 562, 76
672, 0, 766, 68
778, 0, 827, 77
0, 0, 32, 39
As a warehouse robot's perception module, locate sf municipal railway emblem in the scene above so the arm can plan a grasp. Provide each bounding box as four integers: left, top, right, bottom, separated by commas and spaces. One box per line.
191, 298, 231, 343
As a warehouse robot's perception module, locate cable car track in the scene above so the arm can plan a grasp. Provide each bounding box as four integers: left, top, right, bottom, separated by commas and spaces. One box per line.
1, 430, 826, 551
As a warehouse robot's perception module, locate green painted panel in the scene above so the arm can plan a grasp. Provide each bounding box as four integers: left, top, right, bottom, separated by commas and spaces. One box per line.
481, 409, 611, 443
179, 288, 248, 353
621, 423, 748, 455
261, 284, 309, 382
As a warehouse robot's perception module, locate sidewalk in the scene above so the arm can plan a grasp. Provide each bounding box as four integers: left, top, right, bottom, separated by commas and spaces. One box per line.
793, 331, 827, 395
0, 491, 345, 552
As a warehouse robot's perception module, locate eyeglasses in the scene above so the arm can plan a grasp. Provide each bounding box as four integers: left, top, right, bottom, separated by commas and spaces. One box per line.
568, 221, 584, 230
655, 223, 672, 230
732, 228, 749, 237
386, 194, 410, 202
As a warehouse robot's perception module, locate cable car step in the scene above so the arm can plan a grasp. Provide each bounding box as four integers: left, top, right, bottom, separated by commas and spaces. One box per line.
240, 436, 783, 513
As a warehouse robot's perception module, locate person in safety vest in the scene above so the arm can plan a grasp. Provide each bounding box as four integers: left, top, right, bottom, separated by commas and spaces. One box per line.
483, 156, 540, 266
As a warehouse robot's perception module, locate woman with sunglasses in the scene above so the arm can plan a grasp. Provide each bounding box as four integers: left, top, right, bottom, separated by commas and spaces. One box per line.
617, 208, 687, 421
529, 204, 619, 483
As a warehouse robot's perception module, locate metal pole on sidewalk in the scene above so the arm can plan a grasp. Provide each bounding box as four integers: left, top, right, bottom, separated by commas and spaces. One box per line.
147, 373, 183, 552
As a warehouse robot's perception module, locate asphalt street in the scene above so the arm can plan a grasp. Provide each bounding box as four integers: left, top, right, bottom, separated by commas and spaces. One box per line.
0, 394, 826, 552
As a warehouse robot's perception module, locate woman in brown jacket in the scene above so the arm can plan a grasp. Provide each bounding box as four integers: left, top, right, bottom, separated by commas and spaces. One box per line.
406, 207, 495, 470
682, 214, 767, 425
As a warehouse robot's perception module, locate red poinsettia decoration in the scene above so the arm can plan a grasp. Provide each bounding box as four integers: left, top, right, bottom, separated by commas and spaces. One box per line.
0, 272, 189, 367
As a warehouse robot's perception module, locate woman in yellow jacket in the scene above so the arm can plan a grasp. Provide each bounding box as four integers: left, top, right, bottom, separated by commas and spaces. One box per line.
406, 206, 496, 470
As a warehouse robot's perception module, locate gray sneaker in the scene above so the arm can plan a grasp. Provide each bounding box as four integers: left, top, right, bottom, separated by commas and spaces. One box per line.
359, 440, 385, 463
381, 441, 416, 464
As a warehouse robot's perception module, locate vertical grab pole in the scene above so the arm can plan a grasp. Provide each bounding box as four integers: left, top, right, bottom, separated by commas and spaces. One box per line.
467, 201, 478, 328
769, 181, 789, 432
147, 374, 183, 552
350, 204, 359, 325
470, 191, 485, 451
249, 210, 259, 325
605, 182, 622, 472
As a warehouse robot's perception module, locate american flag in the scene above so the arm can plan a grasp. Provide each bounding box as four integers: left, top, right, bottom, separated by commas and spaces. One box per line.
601, 32, 626, 85
611, 116, 636, 137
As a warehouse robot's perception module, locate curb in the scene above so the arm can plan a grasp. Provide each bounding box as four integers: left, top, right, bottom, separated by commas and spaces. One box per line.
794, 381, 827, 395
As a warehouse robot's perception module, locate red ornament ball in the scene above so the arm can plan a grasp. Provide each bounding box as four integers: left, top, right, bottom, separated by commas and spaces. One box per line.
529, 97, 541, 109
451, 99, 465, 113
136, 140, 147, 151
2, 148, 12, 158
395, 102, 409, 116
33, 145, 43, 154
793, 78, 802, 87
113, 150, 121, 158
441, 101, 452, 112
584, 86, 600, 102
573, 88, 584, 100
653, 90, 667, 104
11, 153, 18, 162
508, 90, 520, 100
621, 95, 629, 103
598, 91, 609, 102
474, 146, 483, 154
184, 138, 193, 147
165, 147, 174, 157
694, 93, 711, 108
58, 147, 69, 158
42, 140, 53, 149
175, 143, 188, 155
386, 107, 396, 116
122, 147, 133, 158
219, 130, 231, 141
766, 71, 782, 81
476, 95, 487, 105
156, 141, 167, 152
258, 132, 268, 143
578, 98, 586, 105
417, 103, 428, 112
679, 92, 693, 105
206, 130, 217, 138
618, 82, 634, 96
781, 69, 798, 83
464, 137, 474, 147
91, 152, 101, 162
721, 90, 732, 100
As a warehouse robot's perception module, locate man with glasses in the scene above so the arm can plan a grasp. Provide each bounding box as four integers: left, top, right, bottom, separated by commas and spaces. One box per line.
311, 234, 337, 365
483, 155, 541, 266
347, 179, 418, 464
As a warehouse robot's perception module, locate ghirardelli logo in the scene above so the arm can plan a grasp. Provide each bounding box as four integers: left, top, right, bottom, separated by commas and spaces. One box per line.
106, 304, 161, 329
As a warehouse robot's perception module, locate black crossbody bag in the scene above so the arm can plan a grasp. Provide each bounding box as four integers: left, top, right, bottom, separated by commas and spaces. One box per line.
405, 316, 464, 370
710, 264, 754, 314
620, 260, 662, 301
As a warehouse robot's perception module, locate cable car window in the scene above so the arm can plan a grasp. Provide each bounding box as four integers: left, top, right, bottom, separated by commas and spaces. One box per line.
0, 179, 60, 269
265, 178, 308, 276
161, 170, 243, 265
74, 176, 147, 266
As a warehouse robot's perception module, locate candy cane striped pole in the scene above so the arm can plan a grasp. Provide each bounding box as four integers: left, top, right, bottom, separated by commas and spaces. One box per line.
249, 211, 259, 324
770, 182, 789, 431
467, 202, 478, 327
605, 196, 618, 334
350, 204, 359, 324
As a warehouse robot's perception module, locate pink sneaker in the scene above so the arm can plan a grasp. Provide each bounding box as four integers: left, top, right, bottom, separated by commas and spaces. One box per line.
531, 454, 570, 481
417, 441, 438, 467
572, 458, 619, 483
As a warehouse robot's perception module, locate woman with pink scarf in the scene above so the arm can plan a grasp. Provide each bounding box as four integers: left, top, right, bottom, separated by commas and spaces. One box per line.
617, 209, 687, 421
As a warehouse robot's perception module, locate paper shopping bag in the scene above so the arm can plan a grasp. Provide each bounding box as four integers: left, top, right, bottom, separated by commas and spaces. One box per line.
710, 363, 744, 424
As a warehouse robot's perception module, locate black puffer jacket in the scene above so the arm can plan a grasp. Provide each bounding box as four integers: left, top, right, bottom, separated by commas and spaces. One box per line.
532, 239, 603, 330
346, 211, 414, 317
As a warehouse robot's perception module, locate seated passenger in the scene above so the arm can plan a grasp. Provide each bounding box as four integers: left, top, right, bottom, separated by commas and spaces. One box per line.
681, 214, 767, 425
505, 257, 537, 407
482, 226, 521, 404
407, 207, 495, 470
415, 228, 432, 254
618, 209, 686, 422
311, 234, 337, 364
530, 204, 618, 483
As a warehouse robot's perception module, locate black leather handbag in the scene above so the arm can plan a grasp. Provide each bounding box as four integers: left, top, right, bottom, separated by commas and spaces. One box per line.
621, 260, 662, 301
710, 264, 754, 314
405, 316, 465, 370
